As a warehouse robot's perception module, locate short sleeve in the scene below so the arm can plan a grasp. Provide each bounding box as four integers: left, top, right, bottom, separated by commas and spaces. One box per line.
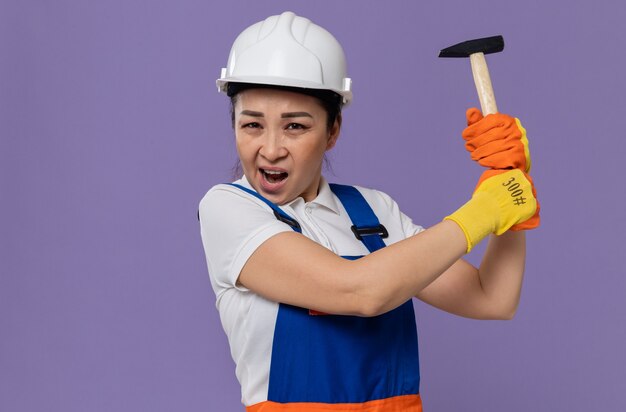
198, 185, 292, 299
398, 210, 425, 238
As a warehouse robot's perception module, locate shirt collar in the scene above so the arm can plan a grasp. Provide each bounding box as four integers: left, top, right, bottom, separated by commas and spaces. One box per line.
236, 175, 341, 215
307, 176, 341, 214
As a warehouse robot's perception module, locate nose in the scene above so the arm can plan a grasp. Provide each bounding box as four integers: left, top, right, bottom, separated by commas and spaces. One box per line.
259, 129, 288, 161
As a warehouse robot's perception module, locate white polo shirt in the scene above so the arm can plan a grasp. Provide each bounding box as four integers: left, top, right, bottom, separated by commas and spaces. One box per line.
198, 176, 424, 407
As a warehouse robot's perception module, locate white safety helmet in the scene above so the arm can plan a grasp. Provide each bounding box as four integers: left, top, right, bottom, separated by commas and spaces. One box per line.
217, 11, 352, 106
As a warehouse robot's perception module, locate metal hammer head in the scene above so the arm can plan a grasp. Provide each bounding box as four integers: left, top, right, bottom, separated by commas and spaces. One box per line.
438, 35, 504, 58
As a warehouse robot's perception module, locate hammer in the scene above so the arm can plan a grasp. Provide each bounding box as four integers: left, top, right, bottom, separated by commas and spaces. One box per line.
439, 35, 504, 115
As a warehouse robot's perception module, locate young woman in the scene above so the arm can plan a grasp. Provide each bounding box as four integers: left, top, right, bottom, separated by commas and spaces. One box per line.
199, 11, 539, 412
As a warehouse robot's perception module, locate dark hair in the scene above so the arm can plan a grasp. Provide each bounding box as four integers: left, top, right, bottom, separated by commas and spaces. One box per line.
227, 83, 343, 131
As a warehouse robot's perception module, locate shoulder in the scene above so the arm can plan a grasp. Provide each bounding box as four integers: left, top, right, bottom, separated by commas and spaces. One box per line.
201, 182, 263, 211
198, 181, 291, 254
340, 183, 425, 239
198, 182, 278, 223
328, 181, 402, 223
351, 184, 401, 215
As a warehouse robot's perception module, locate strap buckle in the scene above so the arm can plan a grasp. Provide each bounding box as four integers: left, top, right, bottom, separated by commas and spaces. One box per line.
350, 224, 388, 241
274, 210, 302, 232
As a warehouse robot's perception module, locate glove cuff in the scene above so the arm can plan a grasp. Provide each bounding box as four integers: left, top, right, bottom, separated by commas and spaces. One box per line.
444, 192, 497, 253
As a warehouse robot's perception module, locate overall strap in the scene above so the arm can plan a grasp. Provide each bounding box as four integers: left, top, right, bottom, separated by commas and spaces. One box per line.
329, 183, 388, 253
226, 183, 302, 233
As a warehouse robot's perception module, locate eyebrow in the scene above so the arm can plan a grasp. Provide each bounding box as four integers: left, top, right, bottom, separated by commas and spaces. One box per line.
281, 112, 313, 119
240, 110, 264, 117
239, 110, 313, 119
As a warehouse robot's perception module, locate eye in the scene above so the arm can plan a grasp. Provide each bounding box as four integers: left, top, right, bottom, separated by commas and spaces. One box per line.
286, 123, 307, 130
241, 122, 261, 129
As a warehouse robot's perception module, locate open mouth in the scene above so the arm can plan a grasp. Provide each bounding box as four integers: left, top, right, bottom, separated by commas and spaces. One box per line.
260, 168, 288, 184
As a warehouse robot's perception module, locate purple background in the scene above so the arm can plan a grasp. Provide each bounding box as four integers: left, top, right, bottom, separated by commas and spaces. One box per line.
2, 1, 625, 411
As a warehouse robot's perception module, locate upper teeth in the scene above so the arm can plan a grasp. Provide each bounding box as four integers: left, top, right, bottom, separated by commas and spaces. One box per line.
265, 170, 283, 175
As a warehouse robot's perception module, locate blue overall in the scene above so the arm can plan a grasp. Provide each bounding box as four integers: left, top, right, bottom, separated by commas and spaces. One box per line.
228, 183, 421, 405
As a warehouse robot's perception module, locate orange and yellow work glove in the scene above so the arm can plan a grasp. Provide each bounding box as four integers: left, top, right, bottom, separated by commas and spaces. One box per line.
463, 108, 540, 230
444, 169, 537, 253
463, 108, 531, 173
473, 169, 540, 231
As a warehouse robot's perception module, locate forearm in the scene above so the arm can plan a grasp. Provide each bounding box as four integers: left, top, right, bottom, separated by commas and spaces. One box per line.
352, 220, 468, 315
477, 230, 526, 318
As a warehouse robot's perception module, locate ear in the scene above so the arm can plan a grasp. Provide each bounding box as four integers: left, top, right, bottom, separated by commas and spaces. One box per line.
326, 114, 342, 150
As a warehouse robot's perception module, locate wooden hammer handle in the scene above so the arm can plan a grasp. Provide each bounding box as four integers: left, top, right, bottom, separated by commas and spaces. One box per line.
470, 52, 498, 115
